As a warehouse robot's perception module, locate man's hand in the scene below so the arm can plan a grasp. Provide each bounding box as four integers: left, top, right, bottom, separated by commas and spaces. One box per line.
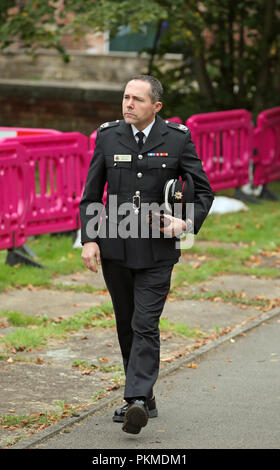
81, 242, 100, 272
159, 214, 187, 238
149, 212, 188, 238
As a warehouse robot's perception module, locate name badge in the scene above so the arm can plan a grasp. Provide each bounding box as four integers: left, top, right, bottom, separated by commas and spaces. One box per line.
114, 154, 132, 162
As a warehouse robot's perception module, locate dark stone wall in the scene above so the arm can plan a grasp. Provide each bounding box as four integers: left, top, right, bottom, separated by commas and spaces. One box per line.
0, 80, 123, 136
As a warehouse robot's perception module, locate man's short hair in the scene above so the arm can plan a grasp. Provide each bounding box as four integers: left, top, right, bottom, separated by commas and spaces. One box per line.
129, 75, 163, 103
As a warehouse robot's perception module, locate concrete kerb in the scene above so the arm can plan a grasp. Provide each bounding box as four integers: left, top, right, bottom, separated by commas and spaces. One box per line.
11, 307, 280, 449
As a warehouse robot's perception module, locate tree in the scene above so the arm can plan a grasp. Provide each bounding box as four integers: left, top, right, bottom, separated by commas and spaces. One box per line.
1, 0, 280, 118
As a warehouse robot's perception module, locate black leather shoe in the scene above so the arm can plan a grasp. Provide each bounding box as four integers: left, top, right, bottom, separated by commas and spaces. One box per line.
122, 399, 149, 434
113, 396, 158, 422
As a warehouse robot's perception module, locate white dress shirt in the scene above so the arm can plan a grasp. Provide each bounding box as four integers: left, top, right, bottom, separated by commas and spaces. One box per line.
131, 119, 155, 145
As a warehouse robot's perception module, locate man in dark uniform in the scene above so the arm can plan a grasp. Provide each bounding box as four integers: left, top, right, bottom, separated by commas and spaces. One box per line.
79, 75, 214, 435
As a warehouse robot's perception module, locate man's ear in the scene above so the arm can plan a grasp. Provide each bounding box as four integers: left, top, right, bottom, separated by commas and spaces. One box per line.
154, 101, 163, 114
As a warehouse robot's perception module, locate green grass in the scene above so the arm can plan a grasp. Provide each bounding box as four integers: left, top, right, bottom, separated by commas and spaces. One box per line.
198, 182, 280, 247
172, 288, 270, 308
48, 283, 106, 293
169, 182, 280, 287
0, 300, 205, 351
0, 310, 45, 327
0, 233, 85, 293
0, 302, 115, 351
159, 318, 204, 338
1, 325, 61, 350
0, 401, 79, 430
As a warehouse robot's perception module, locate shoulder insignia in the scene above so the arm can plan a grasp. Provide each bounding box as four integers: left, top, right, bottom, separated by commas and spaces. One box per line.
99, 120, 120, 131
165, 121, 189, 133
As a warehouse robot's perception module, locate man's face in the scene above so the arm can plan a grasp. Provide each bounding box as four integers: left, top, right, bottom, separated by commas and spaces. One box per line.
122, 80, 162, 130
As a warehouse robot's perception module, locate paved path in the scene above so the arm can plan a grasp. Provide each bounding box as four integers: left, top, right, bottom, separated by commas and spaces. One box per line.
33, 314, 280, 449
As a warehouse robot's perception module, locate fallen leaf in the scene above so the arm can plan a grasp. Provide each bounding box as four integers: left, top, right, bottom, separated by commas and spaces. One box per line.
81, 369, 92, 375
106, 385, 120, 391
193, 262, 201, 269
36, 424, 49, 431
161, 356, 175, 363
187, 362, 198, 369
52, 316, 64, 323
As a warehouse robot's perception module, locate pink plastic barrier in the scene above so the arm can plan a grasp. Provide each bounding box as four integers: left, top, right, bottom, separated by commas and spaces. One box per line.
89, 129, 97, 152
0, 142, 29, 250
186, 110, 253, 191
0, 126, 61, 140
3, 133, 90, 236
253, 107, 280, 186
167, 116, 183, 124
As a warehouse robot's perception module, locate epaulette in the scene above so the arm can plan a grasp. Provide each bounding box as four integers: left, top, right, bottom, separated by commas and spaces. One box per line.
165, 120, 189, 133
99, 120, 120, 131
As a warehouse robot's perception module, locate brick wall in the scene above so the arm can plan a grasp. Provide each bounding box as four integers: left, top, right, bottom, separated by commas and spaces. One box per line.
0, 51, 181, 134
0, 80, 123, 135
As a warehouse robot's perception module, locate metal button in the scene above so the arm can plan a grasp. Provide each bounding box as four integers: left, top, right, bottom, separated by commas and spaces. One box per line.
114, 162, 117, 167
138, 154, 143, 160
137, 172, 143, 178
162, 163, 166, 168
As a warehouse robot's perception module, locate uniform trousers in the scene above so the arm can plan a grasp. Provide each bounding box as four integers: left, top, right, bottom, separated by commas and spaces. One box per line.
101, 257, 174, 401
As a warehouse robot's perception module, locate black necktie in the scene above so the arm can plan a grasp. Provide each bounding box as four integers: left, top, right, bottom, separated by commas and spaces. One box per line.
136, 131, 145, 150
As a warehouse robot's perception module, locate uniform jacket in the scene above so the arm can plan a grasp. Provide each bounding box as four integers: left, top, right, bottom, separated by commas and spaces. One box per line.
79, 115, 214, 265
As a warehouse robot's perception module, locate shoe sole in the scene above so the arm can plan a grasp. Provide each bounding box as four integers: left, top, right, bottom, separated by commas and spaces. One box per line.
122, 404, 149, 434
113, 408, 158, 423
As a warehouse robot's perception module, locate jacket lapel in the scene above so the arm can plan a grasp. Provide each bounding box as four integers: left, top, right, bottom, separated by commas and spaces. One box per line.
141, 116, 168, 153
116, 121, 139, 153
